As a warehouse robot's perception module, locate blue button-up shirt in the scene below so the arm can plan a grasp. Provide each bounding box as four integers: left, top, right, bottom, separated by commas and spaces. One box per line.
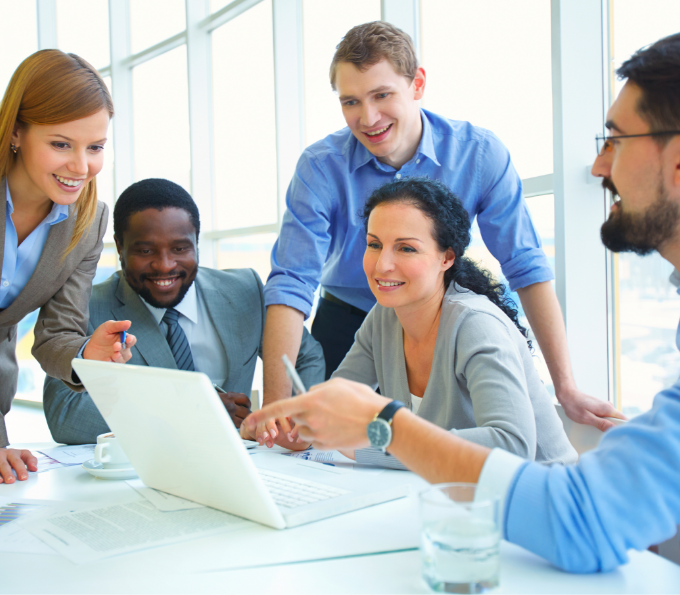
264, 109, 554, 317
0, 184, 70, 309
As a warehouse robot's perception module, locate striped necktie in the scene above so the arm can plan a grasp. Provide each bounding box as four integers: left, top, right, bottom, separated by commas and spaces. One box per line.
162, 308, 195, 371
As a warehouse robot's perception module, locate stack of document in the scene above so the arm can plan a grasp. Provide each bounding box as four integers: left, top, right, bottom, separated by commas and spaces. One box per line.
15, 483, 251, 564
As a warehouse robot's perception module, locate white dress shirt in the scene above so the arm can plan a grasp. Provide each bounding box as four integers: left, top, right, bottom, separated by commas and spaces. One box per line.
140, 282, 229, 388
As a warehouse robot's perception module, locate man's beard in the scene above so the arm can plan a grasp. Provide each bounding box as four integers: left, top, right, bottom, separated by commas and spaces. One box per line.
600, 176, 680, 255
126, 267, 197, 309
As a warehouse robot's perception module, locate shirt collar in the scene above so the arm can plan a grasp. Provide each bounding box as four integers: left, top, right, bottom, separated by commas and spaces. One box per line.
140, 281, 198, 326
6, 183, 70, 226
348, 109, 441, 174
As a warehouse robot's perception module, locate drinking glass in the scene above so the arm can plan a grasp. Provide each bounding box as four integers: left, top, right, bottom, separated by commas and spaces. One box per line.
419, 483, 500, 594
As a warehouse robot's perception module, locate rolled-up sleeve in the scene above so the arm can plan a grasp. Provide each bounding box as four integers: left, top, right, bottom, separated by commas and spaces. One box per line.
475, 132, 554, 291
264, 153, 334, 318
504, 386, 680, 573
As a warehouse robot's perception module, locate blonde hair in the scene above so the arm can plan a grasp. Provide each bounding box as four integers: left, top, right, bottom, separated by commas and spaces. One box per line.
0, 50, 114, 255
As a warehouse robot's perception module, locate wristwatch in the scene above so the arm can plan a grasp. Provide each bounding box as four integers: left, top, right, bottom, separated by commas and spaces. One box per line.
367, 400, 405, 453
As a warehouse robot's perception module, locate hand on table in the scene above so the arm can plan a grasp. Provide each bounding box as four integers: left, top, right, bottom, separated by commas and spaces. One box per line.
83, 320, 137, 363
239, 414, 310, 451
217, 390, 251, 428
245, 378, 390, 450
0, 448, 37, 484
558, 386, 627, 432
244, 406, 293, 448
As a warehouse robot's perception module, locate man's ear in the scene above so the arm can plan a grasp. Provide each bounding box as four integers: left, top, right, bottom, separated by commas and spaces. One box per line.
671, 136, 680, 191
114, 235, 123, 259
413, 67, 426, 101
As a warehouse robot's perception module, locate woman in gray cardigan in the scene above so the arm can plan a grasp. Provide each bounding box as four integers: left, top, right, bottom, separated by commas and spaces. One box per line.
332, 178, 576, 467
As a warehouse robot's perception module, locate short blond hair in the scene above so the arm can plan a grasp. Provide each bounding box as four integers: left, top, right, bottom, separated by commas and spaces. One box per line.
330, 21, 419, 90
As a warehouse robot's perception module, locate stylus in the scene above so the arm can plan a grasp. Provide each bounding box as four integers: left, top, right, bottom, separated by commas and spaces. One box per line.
282, 354, 307, 396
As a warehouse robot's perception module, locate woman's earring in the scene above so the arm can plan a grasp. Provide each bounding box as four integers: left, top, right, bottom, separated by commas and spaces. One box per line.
9, 144, 17, 154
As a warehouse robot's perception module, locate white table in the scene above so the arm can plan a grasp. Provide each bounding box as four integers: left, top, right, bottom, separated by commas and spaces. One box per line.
3, 442, 680, 594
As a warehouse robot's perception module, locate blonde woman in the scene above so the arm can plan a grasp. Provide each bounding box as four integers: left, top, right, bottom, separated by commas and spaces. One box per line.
0, 50, 137, 483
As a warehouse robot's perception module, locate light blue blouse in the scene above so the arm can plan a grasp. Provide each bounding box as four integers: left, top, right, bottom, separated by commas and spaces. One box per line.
0, 184, 69, 309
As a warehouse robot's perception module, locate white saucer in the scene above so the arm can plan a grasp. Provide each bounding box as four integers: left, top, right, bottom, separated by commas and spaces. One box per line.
82, 459, 138, 480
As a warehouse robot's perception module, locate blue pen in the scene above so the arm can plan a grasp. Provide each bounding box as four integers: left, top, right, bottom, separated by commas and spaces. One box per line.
119, 330, 126, 349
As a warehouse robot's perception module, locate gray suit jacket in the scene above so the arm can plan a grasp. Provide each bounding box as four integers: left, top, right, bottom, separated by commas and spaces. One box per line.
0, 178, 107, 447
43, 267, 325, 444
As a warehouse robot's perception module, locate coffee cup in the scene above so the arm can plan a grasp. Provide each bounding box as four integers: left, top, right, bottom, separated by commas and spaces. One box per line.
94, 433, 130, 469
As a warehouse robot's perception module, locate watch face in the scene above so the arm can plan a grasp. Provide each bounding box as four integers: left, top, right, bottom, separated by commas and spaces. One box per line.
367, 419, 391, 449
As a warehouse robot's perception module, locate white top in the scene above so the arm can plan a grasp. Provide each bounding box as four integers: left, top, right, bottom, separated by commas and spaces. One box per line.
410, 394, 422, 415
141, 282, 229, 387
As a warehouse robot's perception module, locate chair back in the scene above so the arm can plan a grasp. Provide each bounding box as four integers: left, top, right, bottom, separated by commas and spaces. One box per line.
555, 403, 626, 457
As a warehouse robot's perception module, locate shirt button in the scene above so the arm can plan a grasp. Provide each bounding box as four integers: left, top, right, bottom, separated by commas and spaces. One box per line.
2, 280, 8, 287
416, 159, 420, 164
396, 173, 401, 179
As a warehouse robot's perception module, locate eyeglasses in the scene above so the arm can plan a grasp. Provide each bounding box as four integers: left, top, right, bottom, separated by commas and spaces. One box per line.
596, 131, 680, 156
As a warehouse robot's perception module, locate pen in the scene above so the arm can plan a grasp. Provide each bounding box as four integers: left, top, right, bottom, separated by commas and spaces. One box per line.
282, 354, 307, 396
212, 382, 226, 393
119, 330, 126, 349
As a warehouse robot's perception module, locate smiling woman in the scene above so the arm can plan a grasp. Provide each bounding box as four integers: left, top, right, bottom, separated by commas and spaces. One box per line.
0, 50, 138, 484
331, 177, 577, 467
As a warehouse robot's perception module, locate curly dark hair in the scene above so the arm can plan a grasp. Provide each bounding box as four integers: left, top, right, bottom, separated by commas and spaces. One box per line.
362, 177, 531, 348
113, 178, 200, 242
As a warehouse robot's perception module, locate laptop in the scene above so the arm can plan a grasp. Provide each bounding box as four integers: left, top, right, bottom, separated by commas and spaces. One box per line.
72, 360, 412, 529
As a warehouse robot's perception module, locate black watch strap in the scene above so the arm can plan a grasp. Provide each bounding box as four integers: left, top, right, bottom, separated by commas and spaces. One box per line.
377, 400, 405, 423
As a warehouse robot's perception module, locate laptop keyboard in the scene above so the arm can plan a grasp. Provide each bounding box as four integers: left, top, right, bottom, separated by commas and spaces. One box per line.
258, 468, 351, 509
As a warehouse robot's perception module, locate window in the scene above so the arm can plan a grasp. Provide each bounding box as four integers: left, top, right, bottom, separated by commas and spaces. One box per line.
211, 0, 277, 231
132, 46, 191, 191
129, 0, 186, 54
0, 2, 37, 97
217, 233, 277, 286
610, 0, 680, 416
420, 0, 553, 179
56, 0, 109, 69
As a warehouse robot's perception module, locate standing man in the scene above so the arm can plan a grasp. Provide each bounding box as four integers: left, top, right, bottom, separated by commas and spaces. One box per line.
260, 21, 621, 446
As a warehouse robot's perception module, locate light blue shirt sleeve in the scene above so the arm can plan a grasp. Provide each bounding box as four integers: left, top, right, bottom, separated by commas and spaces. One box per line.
265, 152, 334, 318
474, 131, 554, 291
502, 383, 680, 573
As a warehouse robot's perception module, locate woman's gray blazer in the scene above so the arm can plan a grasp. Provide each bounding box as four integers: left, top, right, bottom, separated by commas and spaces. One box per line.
0, 178, 107, 447
333, 283, 577, 466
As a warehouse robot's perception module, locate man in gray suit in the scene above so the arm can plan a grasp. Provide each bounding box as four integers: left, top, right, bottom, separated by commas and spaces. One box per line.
43, 178, 325, 444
